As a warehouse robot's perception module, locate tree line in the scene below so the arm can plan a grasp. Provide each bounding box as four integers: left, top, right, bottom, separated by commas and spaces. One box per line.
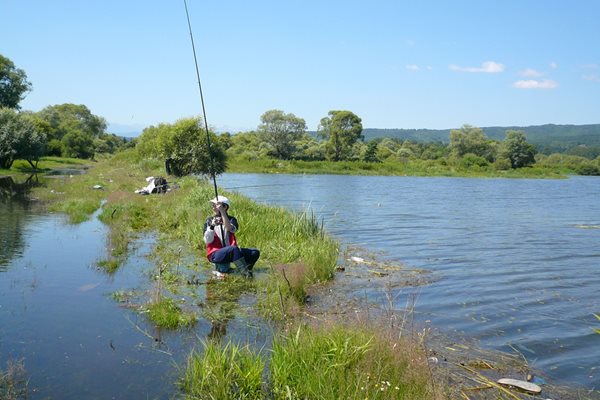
2, 52, 599, 176
0, 54, 129, 169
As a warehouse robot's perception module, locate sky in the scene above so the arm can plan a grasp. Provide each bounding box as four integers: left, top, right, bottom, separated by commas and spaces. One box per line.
2, 0, 600, 135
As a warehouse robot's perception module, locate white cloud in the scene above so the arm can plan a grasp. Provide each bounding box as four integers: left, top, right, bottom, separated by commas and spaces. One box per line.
449, 61, 505, 73
582, 64, 599, 69
406, 64, 420, 71
583, 74, 600, 83
513, 79, 558, 89
405, 39, 416, 47
550, 62, 558, 69
427, 66, 433, 71
519, 68, 543, 77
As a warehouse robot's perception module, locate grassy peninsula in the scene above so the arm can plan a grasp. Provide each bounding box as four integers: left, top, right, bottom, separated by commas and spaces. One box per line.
19, 152, 440, 399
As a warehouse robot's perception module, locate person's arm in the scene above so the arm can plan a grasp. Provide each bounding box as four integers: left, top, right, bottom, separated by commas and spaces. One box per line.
203, 218, 215, 244
217, 204, 237, 233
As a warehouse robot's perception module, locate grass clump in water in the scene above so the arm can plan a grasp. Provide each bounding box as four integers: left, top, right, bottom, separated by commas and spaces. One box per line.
146, 297, 196, 329
0, 359, 28, 400
180, 340, 265, 399
179, 323, 438, 399
97, 259, 120, 274
269, 324, 435, 400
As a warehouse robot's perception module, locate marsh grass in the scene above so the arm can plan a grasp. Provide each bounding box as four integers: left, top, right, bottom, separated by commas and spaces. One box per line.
179, 322, 437, 400
180, 340, 265, 400
97, 259, 120, 274
146, 297, 197, 329
269, 323, 435, 400
0, 359, 28, 400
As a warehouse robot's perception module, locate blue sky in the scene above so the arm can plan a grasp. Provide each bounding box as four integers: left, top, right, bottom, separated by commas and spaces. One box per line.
2, 1, 599, 134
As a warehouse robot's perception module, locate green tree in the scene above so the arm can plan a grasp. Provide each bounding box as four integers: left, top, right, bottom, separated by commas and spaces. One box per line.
35, 103, 106, 158
318, 110, 363, 161
62, 130, 94, 159
226, 131, 266, 160
449, 124, 497, 162
136, 117, 226, 177
36, 103, 106, 141
294, 133, 325, 161
499, 130, 537, 168
0, 54, 32, 110
363, 140, 380, 162
258, 109, 307, 159
0, 108, 46, 169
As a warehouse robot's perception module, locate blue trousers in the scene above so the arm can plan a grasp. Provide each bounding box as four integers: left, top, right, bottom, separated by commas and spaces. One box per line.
209, 246, 260, 273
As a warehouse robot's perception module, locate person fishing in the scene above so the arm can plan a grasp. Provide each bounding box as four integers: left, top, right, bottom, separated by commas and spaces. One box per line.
203, 195, 260, 278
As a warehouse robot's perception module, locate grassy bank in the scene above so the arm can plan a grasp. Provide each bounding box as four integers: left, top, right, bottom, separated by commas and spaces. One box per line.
0, 156, 89, 176
227, 155, 568, 179
24, 153, 446, 398
180, 323, 438, 400
30, 151, 338, 319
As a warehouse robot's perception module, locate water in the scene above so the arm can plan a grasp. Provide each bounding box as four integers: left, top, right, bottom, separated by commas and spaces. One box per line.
219, 173, 600, 388
0, 176, 268, 398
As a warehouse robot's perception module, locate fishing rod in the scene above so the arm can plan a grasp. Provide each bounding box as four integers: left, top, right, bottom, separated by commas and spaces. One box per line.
183, 0, 227, 241
183, 0, 219, 201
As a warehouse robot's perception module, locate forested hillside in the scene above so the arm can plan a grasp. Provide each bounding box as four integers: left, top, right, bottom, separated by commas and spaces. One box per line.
363, 124, 600, 156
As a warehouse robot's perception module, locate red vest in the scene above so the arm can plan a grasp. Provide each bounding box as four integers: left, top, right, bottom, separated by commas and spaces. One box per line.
206, 230, 237, 261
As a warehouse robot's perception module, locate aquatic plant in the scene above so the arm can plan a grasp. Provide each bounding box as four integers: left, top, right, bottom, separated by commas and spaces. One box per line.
180, 340, 265, 399
146, 297, 196, 329
0, 359, 28, 400
269, 324, 434, 400
179, 323, 436, 400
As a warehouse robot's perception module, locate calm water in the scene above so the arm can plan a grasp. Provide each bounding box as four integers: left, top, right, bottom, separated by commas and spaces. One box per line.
219, 173, 600, 388
0, 176, 267, 399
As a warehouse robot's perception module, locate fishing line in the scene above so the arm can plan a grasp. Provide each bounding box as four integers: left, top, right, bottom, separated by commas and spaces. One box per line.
183, 0, 226, 242
183, 0, 219, 200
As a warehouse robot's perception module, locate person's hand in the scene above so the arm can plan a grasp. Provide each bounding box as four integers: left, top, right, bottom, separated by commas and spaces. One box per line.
215, 202, 225, 213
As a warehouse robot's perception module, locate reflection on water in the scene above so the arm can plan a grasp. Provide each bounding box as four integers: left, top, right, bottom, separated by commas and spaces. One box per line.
220, 173, 600, 388
0, 175, 42, 270
0, 175, 271, 399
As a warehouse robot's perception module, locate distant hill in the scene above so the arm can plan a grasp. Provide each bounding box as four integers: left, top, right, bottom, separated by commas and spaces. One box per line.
362, 124, 600, 154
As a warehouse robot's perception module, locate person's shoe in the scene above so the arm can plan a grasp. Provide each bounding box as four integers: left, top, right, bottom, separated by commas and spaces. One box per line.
233, 258, 252, 278
211, 270, 227, 279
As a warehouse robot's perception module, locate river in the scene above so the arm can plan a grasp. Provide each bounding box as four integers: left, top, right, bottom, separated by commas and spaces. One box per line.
2, 172, 599, 396
218, 173, 600, 389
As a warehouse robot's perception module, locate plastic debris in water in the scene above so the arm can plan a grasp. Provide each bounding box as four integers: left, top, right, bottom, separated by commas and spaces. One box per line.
497, 378, 542, 394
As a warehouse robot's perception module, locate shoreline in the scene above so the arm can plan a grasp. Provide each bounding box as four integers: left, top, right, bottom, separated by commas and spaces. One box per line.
2, 155, 595, 399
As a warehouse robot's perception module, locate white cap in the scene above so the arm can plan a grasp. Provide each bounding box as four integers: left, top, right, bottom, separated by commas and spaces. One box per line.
209, 195, 230, 206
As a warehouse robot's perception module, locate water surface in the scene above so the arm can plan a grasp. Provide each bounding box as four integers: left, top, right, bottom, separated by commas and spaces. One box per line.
220, 173, 600, 388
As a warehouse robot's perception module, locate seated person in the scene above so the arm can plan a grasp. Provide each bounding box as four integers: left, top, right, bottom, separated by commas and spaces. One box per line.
203, 195, 259, 277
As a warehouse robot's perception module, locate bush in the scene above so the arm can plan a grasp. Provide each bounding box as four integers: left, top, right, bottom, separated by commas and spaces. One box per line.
459, 153, 489, 168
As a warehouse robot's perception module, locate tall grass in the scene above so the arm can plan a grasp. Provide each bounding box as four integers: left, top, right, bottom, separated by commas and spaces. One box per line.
180, 341, 265, 399
179, 323, 438, 400
270, 324, 435, 400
